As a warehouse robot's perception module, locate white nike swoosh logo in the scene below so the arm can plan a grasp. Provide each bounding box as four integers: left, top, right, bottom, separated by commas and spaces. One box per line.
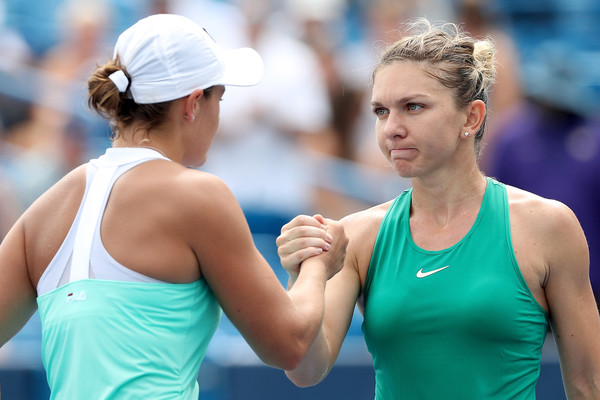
416, 265, 450, 278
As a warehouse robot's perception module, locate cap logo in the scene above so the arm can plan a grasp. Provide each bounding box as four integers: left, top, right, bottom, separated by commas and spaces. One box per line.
202, 28, 217, 43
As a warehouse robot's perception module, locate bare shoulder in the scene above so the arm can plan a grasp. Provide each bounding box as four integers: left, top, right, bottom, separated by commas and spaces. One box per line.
122, 160, 239, 214
22, 164, 88, 235
341, 201, 392, 237
340, 200, 394, 284
144, 164, 248, 236
103, 162, 251, 282
165, 166, 240, 217
25, 164, 87, 215
505, 184, 582, 235
20, 164, 87, 284
505, 184, 588, 277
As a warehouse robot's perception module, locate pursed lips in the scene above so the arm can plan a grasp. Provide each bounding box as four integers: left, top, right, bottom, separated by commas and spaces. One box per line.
390, 147, 417, 159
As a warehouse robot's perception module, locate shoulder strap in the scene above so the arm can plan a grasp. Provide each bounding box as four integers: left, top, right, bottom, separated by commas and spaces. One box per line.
69, 165, 118, 282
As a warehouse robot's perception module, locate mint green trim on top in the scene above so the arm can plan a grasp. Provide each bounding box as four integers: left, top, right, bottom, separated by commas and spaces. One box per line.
37, 278, 221, 399
362, 177, 549, 399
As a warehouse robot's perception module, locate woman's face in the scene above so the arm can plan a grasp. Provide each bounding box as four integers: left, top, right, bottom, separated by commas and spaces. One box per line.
371, 62, 468, 179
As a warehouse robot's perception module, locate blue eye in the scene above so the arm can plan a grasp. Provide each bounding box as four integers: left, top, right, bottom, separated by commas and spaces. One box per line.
407, 103, 423, 111
372, 107, 388, 116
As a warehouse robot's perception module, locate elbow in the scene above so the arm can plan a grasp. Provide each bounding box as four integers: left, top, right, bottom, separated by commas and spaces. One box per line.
265, 334, 328, 386
249, 307, 324, 371
278, 355, 304, 372
261, 318, 321, 370
279, 345, 307, 371
258, 338, 310, 371
254, 327, 330, 387
564, 369, 600, 399
285, 370, 326, 388
255, 323, 317, 370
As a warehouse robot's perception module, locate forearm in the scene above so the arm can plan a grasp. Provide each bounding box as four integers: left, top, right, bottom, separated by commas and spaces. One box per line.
284, 258, 335, 386
230, 257, 327, 371
273, 215, 347, 372
285, 257, 328, 356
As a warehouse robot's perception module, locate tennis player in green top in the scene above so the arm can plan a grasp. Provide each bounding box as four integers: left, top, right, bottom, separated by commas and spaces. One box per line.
277, 18, 600, 399
0, 14, 347, 399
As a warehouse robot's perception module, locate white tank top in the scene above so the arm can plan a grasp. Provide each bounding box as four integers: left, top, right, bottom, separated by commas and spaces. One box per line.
36, 147, 170, 296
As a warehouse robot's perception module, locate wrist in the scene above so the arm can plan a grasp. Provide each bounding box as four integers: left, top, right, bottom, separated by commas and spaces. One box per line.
298, 257, 328, 283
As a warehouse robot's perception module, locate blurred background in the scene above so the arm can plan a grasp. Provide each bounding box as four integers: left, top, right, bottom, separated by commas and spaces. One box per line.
0, 0, 598, 398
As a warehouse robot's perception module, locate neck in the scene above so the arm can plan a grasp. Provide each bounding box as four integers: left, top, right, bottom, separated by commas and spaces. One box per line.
409, 173, 487, 233
411, 169, 487, 212
112, 137, 174, 161
137, 142, 169, 158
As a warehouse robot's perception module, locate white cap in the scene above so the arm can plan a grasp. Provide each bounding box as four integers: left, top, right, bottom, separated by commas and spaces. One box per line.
111, 14, 264, 104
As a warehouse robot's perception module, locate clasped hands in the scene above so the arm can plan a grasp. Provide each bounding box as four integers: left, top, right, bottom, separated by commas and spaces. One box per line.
276, 214, 348, 282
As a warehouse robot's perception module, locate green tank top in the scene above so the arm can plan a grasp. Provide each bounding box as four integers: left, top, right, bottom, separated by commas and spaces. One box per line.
362, 178, 549, 399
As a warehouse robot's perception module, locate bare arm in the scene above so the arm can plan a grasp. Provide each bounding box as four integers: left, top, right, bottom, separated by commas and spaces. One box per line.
277, 212, 371, 386
185, 175, 347, 370
284, 259, 361, 386
0, 219, 37, 347
542, 202, 600, 398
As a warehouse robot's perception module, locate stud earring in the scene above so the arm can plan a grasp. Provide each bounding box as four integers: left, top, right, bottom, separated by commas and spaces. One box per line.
464, 132, 470, 137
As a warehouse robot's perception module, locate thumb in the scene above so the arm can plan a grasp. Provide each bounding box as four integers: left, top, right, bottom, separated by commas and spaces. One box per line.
312, 214, 326, 225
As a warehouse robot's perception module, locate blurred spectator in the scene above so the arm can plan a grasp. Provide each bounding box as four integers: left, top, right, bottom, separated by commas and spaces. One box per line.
1, 0, 62, 57
187, 0, 334, 219
456, 0, 524, 173
488, 42, 600, 306
0, 0, 33, 73
0, 0, 35, 222
33, 0, 113, 145
1, 0, 114, 209
167, 0, 251, 48
283, 0, 349, 158
0, 101, 64, 209
39, 0, 113, 82
279, 0, 378, 218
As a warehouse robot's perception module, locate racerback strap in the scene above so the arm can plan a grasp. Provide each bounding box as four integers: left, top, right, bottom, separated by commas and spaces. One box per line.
69, 165, 118, 282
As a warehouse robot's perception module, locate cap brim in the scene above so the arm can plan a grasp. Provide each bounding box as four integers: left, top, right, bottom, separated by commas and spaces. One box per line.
218, 47, 264, 87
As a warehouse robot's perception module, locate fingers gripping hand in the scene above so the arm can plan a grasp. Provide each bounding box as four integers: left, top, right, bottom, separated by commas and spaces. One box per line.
316, 218, 348, 280
276, 215, 333, 280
